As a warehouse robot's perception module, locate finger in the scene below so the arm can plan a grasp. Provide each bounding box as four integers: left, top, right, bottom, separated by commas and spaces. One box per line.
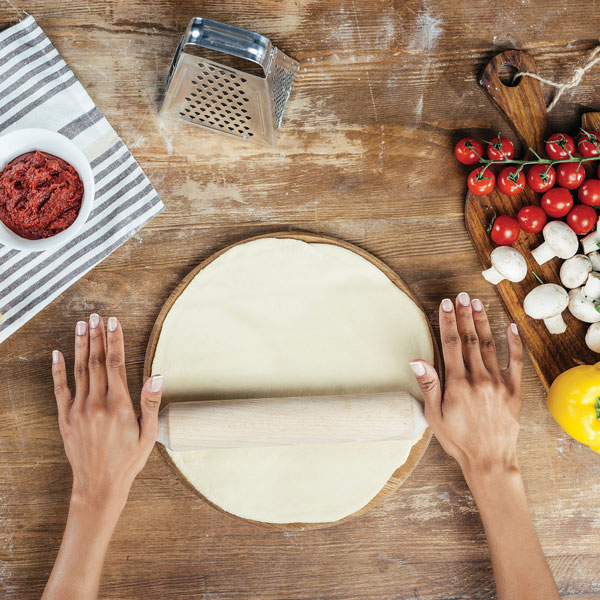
88, 313, 108, 398
139, 375, 163, 448
455, 292, 485, 374
409, 360, 442, 423
52, 350, 72, 419
439, 298, 465, 379
105, 317, 128, 395
471, 298, 500, 377
73, 320, 89, 401
503, 323, 523, 397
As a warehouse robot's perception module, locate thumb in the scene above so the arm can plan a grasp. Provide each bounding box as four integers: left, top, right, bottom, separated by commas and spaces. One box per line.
139, 375, 163, 446
409, 361, 442, 425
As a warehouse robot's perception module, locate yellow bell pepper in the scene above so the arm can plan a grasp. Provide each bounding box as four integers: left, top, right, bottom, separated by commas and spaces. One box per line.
548, 363, 600, 453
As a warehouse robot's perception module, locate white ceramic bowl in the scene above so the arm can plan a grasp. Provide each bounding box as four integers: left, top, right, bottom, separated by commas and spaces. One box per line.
0, 128, 94, 252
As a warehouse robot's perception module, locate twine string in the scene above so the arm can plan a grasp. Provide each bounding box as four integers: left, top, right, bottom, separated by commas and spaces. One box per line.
513, 43, 600, 111
2, 0, 27, 20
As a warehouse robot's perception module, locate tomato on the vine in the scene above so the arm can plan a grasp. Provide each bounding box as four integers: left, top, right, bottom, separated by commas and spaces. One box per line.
468, 166, 495, 196
577, 131, 600, 158
527, 164, 556, 193
487, 136, 514, 161
490, 215, 520, 245
556, 161, 586, 189
567, 204, 597, 235
497, 166, 525, 196
540, 187, 573, 218
545, 133, 575, 160
517, 205, 547, 233
578, 179, 600, 207
454, 138, 484, 165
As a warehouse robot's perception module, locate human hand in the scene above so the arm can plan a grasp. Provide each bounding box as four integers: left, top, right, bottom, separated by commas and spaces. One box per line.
409, 292, 523, 481
51, 314, 163, 513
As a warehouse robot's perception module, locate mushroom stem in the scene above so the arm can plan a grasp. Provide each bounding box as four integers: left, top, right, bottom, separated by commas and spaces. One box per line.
590, 251, 600, 271
543, 314, 567, 334
531, 242, 556, 265
584, 272, 600, 300
482, 266, 505, 285
582, 230, 600, 254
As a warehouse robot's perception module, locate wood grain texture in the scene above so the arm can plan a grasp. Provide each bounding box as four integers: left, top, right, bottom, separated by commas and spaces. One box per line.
1, 1, 600, 599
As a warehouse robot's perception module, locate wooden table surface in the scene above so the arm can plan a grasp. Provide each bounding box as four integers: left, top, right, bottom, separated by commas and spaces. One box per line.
1, 1, 600, 598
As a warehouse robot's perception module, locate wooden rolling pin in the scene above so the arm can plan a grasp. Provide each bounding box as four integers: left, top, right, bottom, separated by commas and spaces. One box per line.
157, 392, 428, 450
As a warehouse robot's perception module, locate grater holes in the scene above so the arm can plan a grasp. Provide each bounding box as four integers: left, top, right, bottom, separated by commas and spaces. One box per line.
272, 64, 295, 127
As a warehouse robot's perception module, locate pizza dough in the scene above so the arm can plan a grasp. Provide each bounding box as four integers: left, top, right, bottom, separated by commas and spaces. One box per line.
152, 238, 434, 524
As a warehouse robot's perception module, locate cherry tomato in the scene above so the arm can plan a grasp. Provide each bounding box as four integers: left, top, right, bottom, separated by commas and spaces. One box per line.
497, 166, 525, 196
545, 133, 575, 160
578, 179, 600, 207
490, 215, 520, 246
517, 205, 547, 233
486, 136, 514, 161
468, 166, 495, 196
527, 164, 556, 193
567, 204, 597, 235
454, 138, 484, 165
556, 161, 586, 189
577, 131, 600, 158
540, 187, 573, 217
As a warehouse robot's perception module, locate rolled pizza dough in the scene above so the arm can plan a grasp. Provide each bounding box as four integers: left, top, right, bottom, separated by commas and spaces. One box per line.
152, 238, 434, 524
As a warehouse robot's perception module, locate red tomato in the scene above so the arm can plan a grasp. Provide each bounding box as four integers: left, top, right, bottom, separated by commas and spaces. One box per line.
468, 167, 495, 196
540, 187, 573, 218
556, 161, 586, 189
577, 131, 600, 157
454, 138, 484, 165
517, 205, 547, 233
578, 179, 600, 207
487, 136, 514, 161
545, 133, 575, 160
497, 166, 526, 196
567, 204, 597, 235
527, 164, 556, 193
490, 215, 520, 246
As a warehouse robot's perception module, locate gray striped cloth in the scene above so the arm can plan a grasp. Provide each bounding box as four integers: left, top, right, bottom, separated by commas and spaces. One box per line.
0, 15, 164, 344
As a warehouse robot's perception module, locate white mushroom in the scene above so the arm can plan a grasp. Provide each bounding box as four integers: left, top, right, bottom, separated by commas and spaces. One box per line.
589, 251, 600, 271
482, 247, 527, 285
568, 287, 600, 323
581, 217, 600, 254
523, 284, 569, 334
531, 221, 579, 265
586, 322, 600, 352
584, 272, 600, 300
559, 255, 592, 289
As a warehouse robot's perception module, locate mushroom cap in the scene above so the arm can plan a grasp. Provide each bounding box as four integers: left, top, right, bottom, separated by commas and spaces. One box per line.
560, 254, 592, 289
568, 287, 600, 323
523, 284, 569, 320
542, 220, 579, 259
489, 247, 527, 282
586, 322, 600, 352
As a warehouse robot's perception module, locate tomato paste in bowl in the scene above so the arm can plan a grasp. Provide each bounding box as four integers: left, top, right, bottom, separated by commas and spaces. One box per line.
0, 150, 84, 240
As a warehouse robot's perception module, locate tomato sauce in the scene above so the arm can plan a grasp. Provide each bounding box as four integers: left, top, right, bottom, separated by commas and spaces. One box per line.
0, 150, 84, 240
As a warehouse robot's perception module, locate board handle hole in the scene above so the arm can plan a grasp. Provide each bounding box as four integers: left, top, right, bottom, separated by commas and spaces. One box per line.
498, 63, 521, 87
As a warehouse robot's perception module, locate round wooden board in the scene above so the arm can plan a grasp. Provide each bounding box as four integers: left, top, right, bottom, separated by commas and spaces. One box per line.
143, 231, 441, 530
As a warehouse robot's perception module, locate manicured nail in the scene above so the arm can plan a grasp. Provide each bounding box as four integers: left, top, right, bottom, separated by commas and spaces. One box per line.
511, 323, 519, 336
150, 375, 164, 393
441, 298, 453, 312
472, 298, 483, 312
52, 350, 60, 364
457, 292, 470, 307
89, 313, 100, 329
409, 361, 426, 377
76, 321, 87, 336
108, 317, 118, 332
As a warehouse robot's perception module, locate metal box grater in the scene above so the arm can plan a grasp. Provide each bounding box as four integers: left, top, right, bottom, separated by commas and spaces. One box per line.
160, 17, 299, 147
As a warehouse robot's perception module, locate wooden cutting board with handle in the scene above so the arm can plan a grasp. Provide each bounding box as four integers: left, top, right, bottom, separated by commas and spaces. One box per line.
465, 49, 600, 390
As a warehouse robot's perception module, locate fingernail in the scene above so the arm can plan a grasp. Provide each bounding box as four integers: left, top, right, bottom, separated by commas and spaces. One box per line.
52, 350, 60, 364
89, 313, 100, 329
457, 292, 470, 307
150, 375, 164, 393
441, 298, 453, 312
409, 361, 426, 377
76, 321, 87, 336
472, 298, 483, 312
108, 317, 118, 332
511, 323, 519, 336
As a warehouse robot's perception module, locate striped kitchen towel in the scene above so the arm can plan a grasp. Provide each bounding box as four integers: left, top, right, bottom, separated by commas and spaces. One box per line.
0, 15, 164, 344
